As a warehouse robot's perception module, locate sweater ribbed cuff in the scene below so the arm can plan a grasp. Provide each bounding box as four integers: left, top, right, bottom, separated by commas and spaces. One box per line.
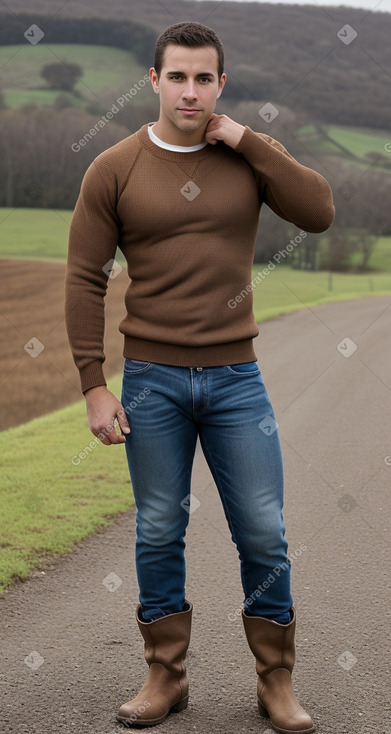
79, 361, 107, 395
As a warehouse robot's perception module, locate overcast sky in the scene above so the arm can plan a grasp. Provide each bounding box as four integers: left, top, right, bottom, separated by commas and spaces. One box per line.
219, 0, 391, 13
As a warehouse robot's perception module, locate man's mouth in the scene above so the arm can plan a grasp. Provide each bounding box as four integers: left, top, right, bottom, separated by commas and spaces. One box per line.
179, 108, 201, 116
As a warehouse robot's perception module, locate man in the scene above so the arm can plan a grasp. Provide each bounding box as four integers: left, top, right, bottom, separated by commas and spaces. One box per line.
65, 21, 334, 733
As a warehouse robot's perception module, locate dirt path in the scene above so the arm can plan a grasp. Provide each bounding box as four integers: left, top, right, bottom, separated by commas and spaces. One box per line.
1, 296, 390, 734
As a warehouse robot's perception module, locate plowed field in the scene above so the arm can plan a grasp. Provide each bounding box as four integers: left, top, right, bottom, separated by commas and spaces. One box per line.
0, 259, 127, 431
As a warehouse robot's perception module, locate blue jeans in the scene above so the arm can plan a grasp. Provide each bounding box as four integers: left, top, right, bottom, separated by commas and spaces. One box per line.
121, 360, 293, 625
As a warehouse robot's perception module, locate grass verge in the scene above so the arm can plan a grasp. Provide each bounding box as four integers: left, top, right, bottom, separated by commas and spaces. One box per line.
0, 374, 133, 593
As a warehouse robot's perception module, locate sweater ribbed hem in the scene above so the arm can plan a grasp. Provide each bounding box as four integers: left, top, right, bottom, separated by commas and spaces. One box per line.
122, 336, 257, 367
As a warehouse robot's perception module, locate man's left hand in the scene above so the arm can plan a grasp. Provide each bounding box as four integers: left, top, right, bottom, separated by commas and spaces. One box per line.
205, 114, 245, 149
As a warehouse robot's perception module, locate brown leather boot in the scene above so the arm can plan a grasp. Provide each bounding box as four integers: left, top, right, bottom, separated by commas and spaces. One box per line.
242, 607, 316, 734
117, 601, 192, 727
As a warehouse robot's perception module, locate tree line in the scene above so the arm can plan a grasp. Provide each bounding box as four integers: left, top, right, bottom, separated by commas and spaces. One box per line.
0, 13, 155, 67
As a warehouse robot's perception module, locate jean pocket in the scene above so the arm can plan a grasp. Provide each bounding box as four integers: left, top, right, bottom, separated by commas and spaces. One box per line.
226, 361, 260, 375
124, 358, 152, 374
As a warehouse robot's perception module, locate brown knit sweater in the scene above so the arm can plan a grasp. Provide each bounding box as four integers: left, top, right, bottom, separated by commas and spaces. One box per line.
65, 122, 334, 393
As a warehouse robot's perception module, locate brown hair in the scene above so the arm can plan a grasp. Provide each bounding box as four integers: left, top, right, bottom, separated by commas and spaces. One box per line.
154, 21, 224, 80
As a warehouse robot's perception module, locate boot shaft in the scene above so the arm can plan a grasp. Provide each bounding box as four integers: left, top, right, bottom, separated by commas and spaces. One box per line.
242, 607, 296, 677
137, 601, 193, 675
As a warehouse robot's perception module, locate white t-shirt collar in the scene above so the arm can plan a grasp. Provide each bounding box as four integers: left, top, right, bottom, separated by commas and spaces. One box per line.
148, 123, 208, 152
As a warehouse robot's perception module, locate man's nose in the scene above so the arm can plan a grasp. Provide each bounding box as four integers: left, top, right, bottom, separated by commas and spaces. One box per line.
182, 81, 197, 99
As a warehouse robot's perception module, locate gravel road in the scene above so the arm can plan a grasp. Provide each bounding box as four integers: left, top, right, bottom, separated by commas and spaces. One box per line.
1, 296, 390, 734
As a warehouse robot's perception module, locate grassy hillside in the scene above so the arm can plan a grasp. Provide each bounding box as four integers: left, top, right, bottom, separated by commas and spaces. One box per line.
299, 124, 391, 157
0, 44, 155, 109
326, 126, 391, 159
2, 37, 389, 175
297, 124, 391, 172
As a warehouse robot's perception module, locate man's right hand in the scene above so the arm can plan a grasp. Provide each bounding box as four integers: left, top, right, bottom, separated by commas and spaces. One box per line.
84, 385, 130, 445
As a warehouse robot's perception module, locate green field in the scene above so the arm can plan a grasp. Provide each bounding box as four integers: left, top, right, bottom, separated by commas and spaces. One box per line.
298, 123, 391, 165
251, 264, 391, 323
0, 44, 155, 109
361, 236, 391, 272
3, 88, 84, 109
327, 125, 391, 159
0, 208, 128, 262
0, 208, 73, 260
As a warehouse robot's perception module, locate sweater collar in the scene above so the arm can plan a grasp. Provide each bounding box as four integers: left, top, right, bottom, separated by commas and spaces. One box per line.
137, 122, 214, 162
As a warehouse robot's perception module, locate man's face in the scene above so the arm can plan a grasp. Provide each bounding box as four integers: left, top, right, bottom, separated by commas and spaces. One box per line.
150, 44, 226, 144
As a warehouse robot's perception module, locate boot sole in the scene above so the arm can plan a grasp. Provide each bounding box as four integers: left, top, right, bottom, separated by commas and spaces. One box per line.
117, 696, 188, 728
258, 699, 316, 734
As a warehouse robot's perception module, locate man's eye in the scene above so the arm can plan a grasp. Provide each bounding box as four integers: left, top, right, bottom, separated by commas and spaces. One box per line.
200, 78, 210, 83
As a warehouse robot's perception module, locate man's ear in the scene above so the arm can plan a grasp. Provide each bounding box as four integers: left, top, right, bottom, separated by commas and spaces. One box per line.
149, 68, 160, 94
216, 72, 227, 100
